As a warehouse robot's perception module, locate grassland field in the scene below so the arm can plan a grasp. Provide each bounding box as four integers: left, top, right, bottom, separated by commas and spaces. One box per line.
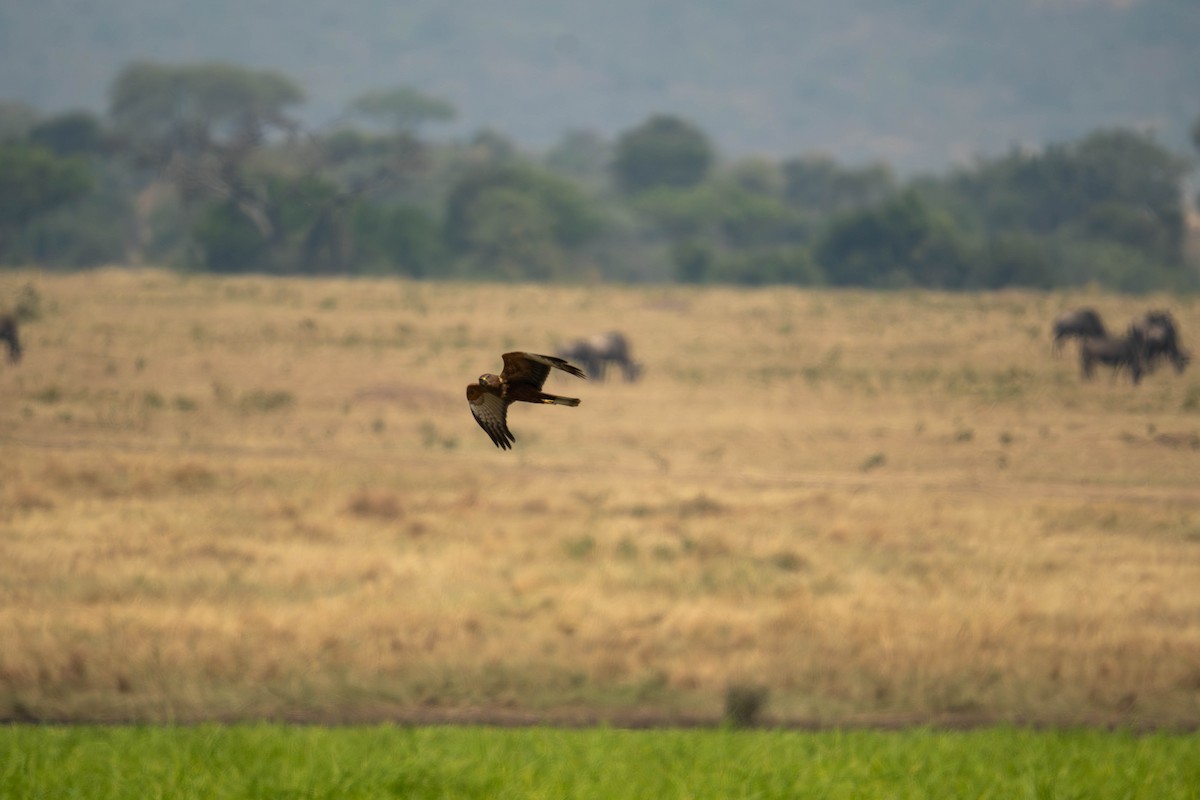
1, 268, 1200, 730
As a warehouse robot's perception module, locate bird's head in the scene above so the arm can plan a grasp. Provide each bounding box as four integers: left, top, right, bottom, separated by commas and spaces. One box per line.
478, 373, 500, 388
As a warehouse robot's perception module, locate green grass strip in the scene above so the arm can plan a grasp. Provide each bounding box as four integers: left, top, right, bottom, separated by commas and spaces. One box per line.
2, 724, 1197, 799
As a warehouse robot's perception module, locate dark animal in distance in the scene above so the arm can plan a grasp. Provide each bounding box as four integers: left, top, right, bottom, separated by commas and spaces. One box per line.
1051, 307, 1106, 353
557, 331, 642, 382
1079, 326, 1146, 385
1131, 310, 1190, 375
466, 351, 586, 450
0, 314, 20, 363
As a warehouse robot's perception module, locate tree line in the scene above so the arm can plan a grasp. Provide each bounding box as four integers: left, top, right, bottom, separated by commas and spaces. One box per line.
1, 60, 1197, 291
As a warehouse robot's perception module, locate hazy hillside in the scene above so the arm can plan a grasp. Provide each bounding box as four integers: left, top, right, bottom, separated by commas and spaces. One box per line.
1, 0, 1197, 170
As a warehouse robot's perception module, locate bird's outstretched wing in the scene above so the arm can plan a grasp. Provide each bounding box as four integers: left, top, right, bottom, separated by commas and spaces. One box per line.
501, 352, 586, 388
466, 383, 514, 449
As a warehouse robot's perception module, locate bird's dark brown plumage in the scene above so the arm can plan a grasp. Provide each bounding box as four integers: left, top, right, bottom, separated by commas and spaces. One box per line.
466, 352, 585, 449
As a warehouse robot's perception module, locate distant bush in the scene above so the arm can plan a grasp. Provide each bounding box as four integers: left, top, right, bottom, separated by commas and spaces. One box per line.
724, 684, 769, 728
236, 389, 294, 413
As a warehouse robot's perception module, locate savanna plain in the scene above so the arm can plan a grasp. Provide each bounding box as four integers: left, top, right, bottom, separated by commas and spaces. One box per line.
2, 270, 1200, 795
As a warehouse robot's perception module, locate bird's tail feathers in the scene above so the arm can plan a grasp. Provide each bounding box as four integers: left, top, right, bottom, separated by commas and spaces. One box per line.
539, 392, 580, 407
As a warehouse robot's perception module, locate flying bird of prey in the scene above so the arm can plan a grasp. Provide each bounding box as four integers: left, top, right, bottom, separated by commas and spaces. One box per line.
466, 351, 586, 449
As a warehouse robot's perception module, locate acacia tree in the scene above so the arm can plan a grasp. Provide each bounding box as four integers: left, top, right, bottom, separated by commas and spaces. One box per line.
347, 86, 455, 134
108, 61, 309, 268
109, 61, 305, 224
109, 61, 304, 158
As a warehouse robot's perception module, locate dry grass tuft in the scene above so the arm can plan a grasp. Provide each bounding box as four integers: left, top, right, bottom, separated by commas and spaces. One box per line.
343, 489, 405, 520
4, 484, 56, 513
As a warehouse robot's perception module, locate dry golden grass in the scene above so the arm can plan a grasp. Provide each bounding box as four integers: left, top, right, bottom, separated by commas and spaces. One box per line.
2, 268, 1200, 726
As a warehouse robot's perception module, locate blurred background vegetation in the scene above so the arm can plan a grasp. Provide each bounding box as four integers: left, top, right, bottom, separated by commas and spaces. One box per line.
1, 59, 1198, 291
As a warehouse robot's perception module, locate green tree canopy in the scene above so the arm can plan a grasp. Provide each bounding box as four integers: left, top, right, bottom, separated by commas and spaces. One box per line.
816, 191, 971, 288
29, 111, 106, 156
782, 155, 895, 212
932, 129, 1187, 261
611, 114, 714, 194
0, 145, 93, 258
348, 86, 456, 133
444, 163, 603, 256
107, 62, 308, 270
460, 186, 564, 280
109, 61, 304, 157
351, 204, 443, 277
545, 129, 611, 178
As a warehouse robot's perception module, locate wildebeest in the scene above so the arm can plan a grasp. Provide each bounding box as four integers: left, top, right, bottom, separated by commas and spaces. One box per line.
1131, 310, 1190, 375
556, 331, 642, 382
1079, 326, 1146, 385
1052, 307, 1106, 353
0, 314, 20, 363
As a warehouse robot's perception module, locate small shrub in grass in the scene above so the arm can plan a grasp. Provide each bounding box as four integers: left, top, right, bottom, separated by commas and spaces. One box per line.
237, 389, 294, 413
33, 385, 62, 404
651, 544, 676, 561
678, 493, 725, 517
724, 683, 769, 728
419, 420, 438, 447
170, 463, 217, 491
770, 549, 808, 572
8, 485, 55, 511
860, 452, 886, 471
615, 537, 639, 559
419, 420, 457, 450
564, 534, 596, 559
12, 282, 42, 321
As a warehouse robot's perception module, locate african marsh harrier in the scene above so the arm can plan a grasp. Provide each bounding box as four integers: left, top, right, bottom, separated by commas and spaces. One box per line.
466, 352, 585, 449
